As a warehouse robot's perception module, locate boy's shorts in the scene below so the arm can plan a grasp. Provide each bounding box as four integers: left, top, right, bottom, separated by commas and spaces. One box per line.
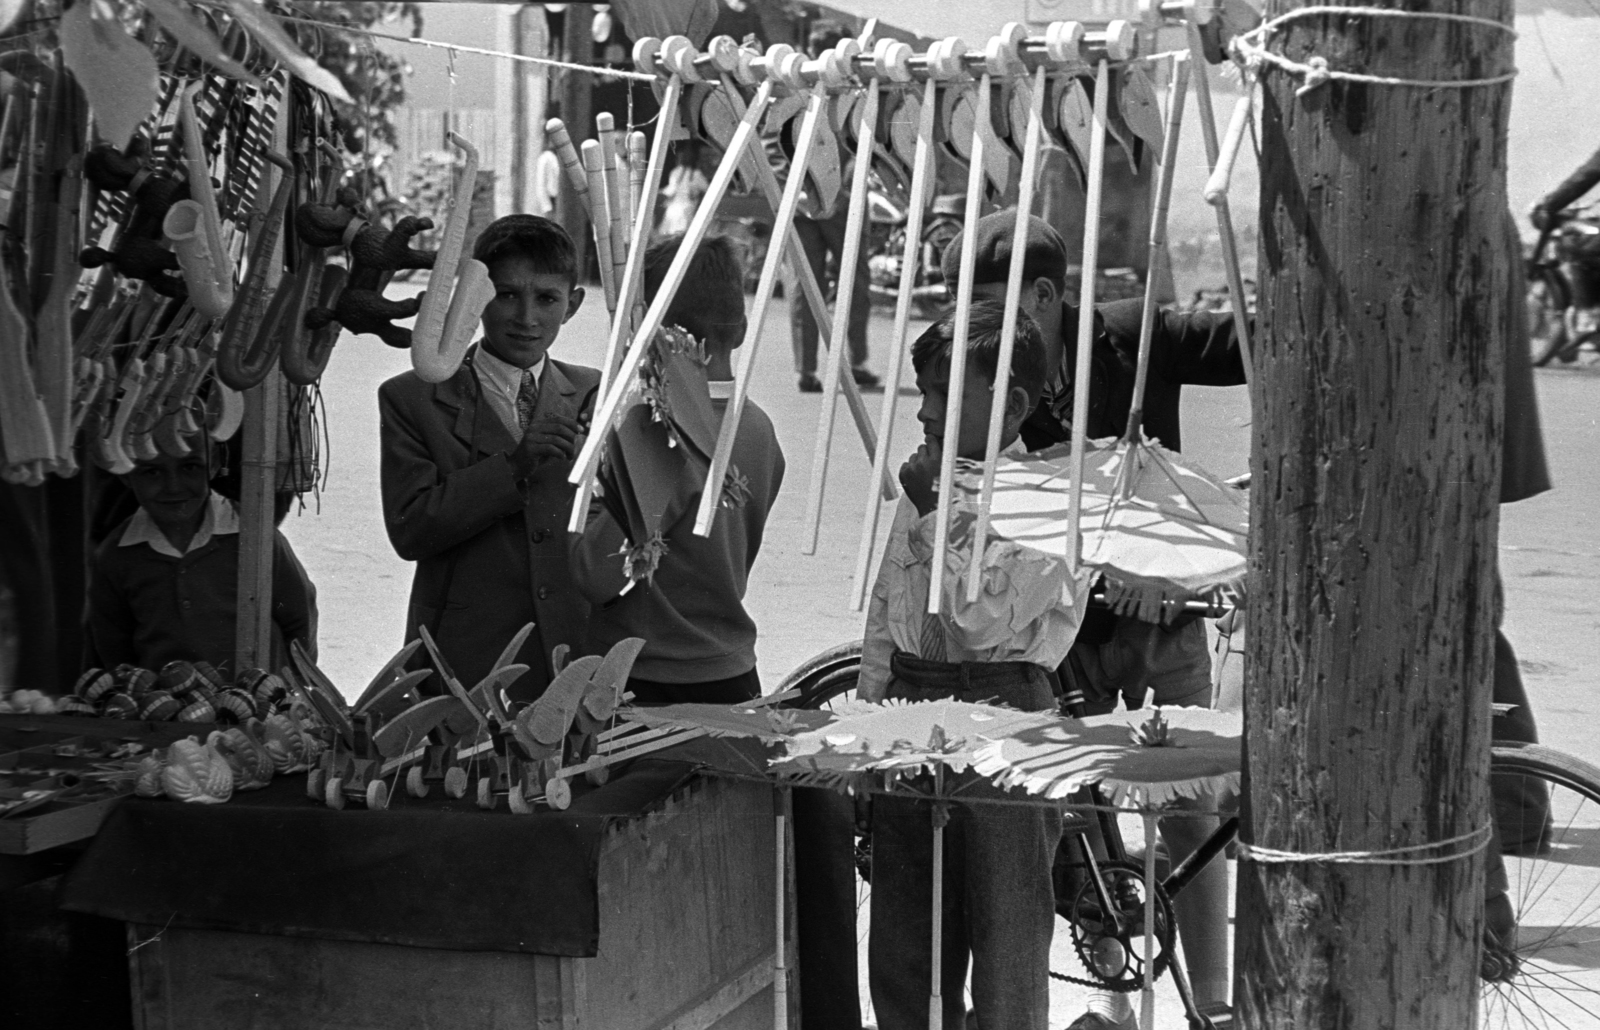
1070, 615, 1212, 714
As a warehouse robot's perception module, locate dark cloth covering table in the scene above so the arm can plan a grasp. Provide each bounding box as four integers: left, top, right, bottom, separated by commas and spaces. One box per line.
59, 760, 698, 956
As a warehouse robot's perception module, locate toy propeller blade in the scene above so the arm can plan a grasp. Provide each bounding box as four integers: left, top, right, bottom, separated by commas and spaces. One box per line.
491, 623, 534, 675
419, 624, 487, 732
469, 663, 530, 728
372, 695, 458, 758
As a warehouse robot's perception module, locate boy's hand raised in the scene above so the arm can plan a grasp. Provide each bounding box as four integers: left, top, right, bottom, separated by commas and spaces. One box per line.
899, 442, 942, 518
511, 414, 584, 482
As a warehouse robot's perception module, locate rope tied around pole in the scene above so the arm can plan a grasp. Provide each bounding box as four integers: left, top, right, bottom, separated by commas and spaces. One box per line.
1230, 5, 1518, 97
1235, 824, 1493, 866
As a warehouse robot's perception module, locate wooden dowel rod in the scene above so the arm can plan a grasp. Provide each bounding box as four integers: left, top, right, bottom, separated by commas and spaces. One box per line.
1064, 61, 1112, 574
1187, 23, 1255, 384
926, 73, 992, 615
849, 75, 939, 612
693, 88, 829, 538
581, 140, 619, 318
800, 81, 881, 555
929, 800, 946, 1028
1122, 54, 1191, 450
567, 81, 774, 495
1141, 810, 1159, 1030
964, 64, 1048, 603
774, 791, 790, 1030
1202, 91, 1252, 206
545, 118, 591, 217
566, 79, 682, 534
597, 113, 630, 319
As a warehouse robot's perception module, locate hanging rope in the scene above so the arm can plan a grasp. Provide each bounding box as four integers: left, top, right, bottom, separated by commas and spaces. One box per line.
1231, 5, 1518, 97
1235, 824, 1493, 866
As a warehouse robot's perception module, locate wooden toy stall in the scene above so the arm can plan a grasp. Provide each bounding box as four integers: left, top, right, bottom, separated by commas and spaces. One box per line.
62, 765, 793, 1030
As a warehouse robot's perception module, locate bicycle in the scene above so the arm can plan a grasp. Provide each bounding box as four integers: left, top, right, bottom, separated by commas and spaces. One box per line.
779, 639, 1600, 1030
1527, 206, 1600, 367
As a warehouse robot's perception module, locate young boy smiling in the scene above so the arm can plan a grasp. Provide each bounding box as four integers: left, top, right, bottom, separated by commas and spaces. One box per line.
379, 215, 601, 702
860, 301, 1090, 1030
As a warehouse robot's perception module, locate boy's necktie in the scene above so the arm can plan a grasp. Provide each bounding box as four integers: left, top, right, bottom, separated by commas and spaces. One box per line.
516, 369, 538, 431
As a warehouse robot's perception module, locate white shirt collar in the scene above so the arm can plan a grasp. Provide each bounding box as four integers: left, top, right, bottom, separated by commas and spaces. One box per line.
475, 346, 545, 396
708, 379, 734, 401
119, 492, 239, 558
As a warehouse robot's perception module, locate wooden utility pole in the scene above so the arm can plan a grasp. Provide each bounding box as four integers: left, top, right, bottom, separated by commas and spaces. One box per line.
1235, 0, 1515, 1025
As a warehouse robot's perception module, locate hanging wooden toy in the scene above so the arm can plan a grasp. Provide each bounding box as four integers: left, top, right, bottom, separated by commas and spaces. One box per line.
215, 151, 295, 390
164, 82, 235, 320
410, 132, 495, 384
297, 188, 437, 350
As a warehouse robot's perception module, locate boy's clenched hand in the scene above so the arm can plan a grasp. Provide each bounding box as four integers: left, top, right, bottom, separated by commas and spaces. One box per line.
511, 414, 585, 482
899, 442, 942, 518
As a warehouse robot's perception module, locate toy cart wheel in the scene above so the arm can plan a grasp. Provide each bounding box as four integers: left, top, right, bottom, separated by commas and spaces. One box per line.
546, 776, 572, 811
444, 766, 467, 798
476, 776, 495, 810
366, 779, 390, 810
306, 766, 324, 800
406, 766, 428, 798
507, 787, 532, 815
325, 776, 346, 810
584, 764, 610, 788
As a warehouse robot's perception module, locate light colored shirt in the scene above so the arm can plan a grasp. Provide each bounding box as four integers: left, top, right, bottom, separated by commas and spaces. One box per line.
858, 443, 1092, 701
120, 492, 239, 558
708, 379, 734, 401
474, 347, 545, 440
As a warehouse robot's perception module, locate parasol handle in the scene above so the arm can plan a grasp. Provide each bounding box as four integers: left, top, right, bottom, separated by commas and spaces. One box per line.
965, 62, 1050, 604
1202, 91, 1252, 207
693, 85, 830, 539
850, 74, 940, 612
1064, 61, 1112, 575
801, 81, 882, 556
1122, 54, 1191, 449
927, 72, 993, 616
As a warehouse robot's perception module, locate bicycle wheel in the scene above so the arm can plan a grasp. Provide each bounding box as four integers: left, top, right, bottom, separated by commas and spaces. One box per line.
1482, 742, 1600, 1028
1528, 266, 1571, 367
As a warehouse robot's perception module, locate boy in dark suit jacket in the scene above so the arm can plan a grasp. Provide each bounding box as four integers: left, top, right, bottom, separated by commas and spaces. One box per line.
379, 215, 601, 702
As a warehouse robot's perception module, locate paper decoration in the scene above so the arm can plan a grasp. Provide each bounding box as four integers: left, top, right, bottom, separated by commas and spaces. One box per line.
143, 0, 263, 86
60, 0, 159, 149
225, 0, 354, 104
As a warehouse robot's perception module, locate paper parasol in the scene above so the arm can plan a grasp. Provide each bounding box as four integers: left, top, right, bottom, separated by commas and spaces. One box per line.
971, 706, 1242, 808
769, 700, 1063, 789
950, 441, 1247, 622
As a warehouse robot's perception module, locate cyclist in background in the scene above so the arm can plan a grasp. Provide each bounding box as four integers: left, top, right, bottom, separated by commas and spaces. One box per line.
1531, 143, 1600, 232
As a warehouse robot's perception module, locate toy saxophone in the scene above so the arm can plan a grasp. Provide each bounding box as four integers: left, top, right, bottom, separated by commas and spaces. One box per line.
410, 132, 495, 384
162, 82, 235, 320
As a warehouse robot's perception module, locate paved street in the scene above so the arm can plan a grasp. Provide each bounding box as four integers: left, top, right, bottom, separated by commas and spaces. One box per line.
284, 286, 1600, 1026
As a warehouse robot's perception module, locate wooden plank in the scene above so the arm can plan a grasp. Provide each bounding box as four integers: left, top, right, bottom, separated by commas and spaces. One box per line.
0, 794, 121, 855
646, 950, 776, 1030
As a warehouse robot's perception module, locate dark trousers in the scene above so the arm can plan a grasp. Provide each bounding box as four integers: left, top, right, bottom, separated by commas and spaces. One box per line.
1492, 628, 1552, 853
869, 653, 1059, 1030
625, 667, 761, 705
790, 211, 871, 376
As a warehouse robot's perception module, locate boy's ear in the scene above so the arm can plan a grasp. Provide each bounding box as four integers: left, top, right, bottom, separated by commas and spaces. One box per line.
563, 285, 586, 323
1005, 384, 1033, 430
1028, 276, 1059, 311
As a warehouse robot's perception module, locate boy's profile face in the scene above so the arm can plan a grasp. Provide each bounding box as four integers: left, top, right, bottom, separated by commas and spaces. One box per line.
914, 356, 1015, 461
480, 253, 585, 368
125, 451, 211, 530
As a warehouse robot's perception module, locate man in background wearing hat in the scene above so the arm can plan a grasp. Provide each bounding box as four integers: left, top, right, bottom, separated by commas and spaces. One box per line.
942, 210, 1246, 1028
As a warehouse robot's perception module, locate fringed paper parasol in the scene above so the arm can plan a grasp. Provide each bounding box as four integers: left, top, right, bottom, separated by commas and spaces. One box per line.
971, 706, 1242, 808
950, 441, 1248, 622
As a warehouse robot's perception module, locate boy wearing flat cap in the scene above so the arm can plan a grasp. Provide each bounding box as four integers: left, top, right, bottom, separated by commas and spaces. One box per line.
942, 210, 1245, 1026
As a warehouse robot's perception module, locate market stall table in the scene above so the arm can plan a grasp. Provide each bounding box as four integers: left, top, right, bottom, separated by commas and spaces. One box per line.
60, 759, 789, 1030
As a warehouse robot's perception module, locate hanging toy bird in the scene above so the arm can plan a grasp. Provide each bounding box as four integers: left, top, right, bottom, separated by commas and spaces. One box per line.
296, 187, 437, 349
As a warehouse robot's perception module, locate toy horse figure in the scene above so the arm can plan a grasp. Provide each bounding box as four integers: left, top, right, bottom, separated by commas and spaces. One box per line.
78, 138, 189, 299
296, 186, 437, 349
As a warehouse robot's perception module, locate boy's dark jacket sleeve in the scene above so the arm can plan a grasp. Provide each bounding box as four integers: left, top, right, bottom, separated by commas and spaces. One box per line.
1097, 298, 1249, 388
378, 376, 525, 562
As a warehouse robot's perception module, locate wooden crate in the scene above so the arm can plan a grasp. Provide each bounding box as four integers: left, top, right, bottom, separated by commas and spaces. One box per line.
128, 774, 795, 1030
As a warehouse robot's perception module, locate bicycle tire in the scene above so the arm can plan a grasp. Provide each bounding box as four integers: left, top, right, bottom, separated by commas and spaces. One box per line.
1528, 265, 1572, 367
1483, 741, 1600, 1029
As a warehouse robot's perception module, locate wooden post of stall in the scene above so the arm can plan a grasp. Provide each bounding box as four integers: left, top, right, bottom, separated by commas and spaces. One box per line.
557, 4, 595, 279
1234, 0, 1515, 1026
235, 96, 290, 673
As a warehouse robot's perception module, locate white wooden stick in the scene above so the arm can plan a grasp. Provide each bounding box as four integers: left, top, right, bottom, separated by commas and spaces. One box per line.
926, 72, 992, 615
626, 130, 648, 323
849, 75, 939, 611
555, 727, 708, 778
545, 118, 591, 217
1064, 62, 1112, 573
692, 86, 829, 538
597, 113, 631, 320
1141, 810, 1159, 1030
1187, 22, 1255, 382
929, 802, 946, 1028
1122, 54, 1191, 452
568, 81, 775, 495
1202, 91, 1252, 206
716, 76, 894, 499
581, 139, 619, 318
567, 78, 683, 534
964, 63, 1048, 603
774, 790, 790, 1030
800, 81, 881, 555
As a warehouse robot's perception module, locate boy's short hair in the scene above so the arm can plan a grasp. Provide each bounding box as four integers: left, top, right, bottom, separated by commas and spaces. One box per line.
911, 300, 1048, 409
643, 234, 747, 347
939, 211, 1069, 292
473, 214, 579, 283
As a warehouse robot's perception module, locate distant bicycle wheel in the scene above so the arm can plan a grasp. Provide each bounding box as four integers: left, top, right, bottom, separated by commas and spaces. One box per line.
1528, 265, 1572, 366
1482, 742, 1600, 1028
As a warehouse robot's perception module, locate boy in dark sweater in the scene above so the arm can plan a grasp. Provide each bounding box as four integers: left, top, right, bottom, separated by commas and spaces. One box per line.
568, 234, 784, 702
87, 442, 317, 675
